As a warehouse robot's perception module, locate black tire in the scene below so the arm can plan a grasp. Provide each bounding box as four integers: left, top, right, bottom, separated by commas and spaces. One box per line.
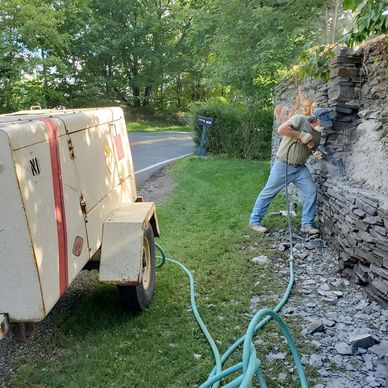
117, 224, 156, 311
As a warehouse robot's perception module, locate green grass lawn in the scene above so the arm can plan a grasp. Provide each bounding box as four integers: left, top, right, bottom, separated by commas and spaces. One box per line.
127, 120, 191, 132
12, 157, 315, 387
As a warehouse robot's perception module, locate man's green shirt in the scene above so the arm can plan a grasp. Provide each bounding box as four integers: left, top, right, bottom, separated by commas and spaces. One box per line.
276, 114, 321, 165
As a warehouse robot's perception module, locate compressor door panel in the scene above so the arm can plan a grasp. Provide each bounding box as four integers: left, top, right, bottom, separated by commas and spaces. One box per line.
67, 118, 137, 255
12, 121, 89, 314
0, 131, 44, 321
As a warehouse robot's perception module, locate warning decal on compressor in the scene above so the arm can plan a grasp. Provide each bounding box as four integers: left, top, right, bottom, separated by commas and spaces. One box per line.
114, 134, 124, 161
29, 157, 41, 176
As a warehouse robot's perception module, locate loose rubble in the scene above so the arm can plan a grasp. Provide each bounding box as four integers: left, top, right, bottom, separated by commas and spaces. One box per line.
251, 231, 388, 387
252, 255, 270, 265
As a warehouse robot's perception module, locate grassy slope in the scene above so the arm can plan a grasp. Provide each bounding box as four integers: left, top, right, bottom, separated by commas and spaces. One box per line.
127, 121, 190, 133
13, 157, 314, 387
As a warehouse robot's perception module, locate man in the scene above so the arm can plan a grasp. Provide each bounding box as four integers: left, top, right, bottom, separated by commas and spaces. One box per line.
301, 99, 313, 115
249, 108, 332, 234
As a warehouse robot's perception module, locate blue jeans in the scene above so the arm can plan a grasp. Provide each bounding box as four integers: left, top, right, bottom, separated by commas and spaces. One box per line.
249, 160, 317, 226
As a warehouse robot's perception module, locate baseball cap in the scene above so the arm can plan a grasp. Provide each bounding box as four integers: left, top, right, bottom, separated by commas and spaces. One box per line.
313, 107, 332, 129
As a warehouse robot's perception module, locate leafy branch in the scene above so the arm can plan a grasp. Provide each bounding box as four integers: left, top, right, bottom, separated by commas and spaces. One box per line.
299, 0, 388, 81
298, 44, 336, 82
343, 0, 388, 47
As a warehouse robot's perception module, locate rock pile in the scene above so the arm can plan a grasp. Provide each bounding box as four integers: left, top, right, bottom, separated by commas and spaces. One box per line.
260, 231, 388, 387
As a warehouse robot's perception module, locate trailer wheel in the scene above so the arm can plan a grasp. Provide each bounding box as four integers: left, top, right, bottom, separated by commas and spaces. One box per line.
117, 224, 155, 311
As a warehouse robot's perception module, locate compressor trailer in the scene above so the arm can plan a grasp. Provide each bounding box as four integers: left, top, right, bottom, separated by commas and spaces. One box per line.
0, 107, 160, 342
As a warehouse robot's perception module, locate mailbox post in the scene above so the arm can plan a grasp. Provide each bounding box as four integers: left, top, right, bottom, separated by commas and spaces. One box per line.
196, 116, 214, 156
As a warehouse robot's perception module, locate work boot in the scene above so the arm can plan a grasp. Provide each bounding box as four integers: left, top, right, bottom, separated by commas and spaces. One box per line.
249, 224, 268, 233
300, 224, 320, 234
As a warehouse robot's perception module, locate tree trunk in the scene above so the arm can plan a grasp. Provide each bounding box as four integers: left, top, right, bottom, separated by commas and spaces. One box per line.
331, 0, 340, 43
41, 49, 48, 108
105, 64, 113, 97
143, 85, 153, 106
131, 58, 141, 107
132, 86, 141, 107
324, 8, 329, 44
176, 74, 182, 110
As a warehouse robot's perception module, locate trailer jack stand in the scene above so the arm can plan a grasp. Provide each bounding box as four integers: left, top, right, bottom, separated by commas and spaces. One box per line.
10, 322, 35, 343
0, 314, 9, 340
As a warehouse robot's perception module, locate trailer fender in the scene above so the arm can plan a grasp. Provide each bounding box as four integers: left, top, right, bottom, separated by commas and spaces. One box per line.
99, 202, 159, 285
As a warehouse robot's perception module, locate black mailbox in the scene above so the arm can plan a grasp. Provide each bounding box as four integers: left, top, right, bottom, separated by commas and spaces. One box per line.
197, 116, 214, 126
196, 116, 214, 156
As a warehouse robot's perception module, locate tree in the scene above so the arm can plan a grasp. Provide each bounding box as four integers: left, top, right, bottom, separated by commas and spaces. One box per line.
0, 1, 27, 111
63, 0, 185, 108
6, 0, 380, 115
188, 0, 331, 106
0, 0, 70, 111
298, 0, 387, 82
321, 0, 354, 44
343, 0, 388, 46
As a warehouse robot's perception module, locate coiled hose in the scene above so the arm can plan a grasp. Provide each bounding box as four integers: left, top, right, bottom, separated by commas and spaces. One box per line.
156, 141, 308, 387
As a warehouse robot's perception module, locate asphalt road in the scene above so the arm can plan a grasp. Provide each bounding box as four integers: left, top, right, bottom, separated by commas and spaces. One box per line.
128, 132, 195, 186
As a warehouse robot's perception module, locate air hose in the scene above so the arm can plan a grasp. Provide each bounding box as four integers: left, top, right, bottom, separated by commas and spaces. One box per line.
156, 141, 308, 387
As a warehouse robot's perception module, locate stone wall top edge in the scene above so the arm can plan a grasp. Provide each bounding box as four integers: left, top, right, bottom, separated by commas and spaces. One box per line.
274, 35, 387, 100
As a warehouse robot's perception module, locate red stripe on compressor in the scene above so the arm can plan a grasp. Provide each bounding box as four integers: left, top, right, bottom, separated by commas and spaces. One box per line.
42, 118, 68, 296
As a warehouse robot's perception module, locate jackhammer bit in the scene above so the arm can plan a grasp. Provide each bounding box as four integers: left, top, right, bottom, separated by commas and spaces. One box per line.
306, 140, 328, 161
306, 139, 345, 176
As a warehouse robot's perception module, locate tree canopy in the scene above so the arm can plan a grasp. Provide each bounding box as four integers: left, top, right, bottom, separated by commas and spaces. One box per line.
0, 0, 386, 115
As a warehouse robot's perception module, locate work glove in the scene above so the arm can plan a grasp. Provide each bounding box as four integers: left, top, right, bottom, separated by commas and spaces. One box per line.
298, 131, 313, 144
312, 149, 324, 160
313, 125, 324, 133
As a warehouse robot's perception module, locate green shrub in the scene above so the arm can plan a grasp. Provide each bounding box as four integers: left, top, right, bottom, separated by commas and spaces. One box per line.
190, 100, 273, 160
242, 107, 273, 160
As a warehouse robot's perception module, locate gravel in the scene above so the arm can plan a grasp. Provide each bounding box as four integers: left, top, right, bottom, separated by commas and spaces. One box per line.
251, 231, 388, 387
0, 271, 98, 387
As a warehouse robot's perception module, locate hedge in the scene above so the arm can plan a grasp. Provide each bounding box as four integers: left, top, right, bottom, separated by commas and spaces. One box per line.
190, 100, 273, 160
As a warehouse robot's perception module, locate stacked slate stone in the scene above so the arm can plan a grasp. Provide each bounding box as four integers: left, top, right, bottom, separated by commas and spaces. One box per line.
271, 38, 388, 306
319, 180, 388, 307
358, 37, 388, 152
317, 41, 388, 306
323, 46, 362, 166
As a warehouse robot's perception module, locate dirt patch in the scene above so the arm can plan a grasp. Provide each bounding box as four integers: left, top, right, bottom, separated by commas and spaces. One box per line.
0, 167, 174, 387
136, 167, 175, 204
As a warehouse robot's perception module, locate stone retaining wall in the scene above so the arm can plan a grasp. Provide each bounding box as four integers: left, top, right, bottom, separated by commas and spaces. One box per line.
272, 36, 388, 306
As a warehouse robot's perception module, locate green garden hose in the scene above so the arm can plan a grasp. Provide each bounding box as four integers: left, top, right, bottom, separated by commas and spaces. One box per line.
155, 142, 308, 387
155, 242, 307, 387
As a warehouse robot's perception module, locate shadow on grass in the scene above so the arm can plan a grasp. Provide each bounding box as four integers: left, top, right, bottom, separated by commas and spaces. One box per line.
41, 275, 138, 341
127, 120, 190, 132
